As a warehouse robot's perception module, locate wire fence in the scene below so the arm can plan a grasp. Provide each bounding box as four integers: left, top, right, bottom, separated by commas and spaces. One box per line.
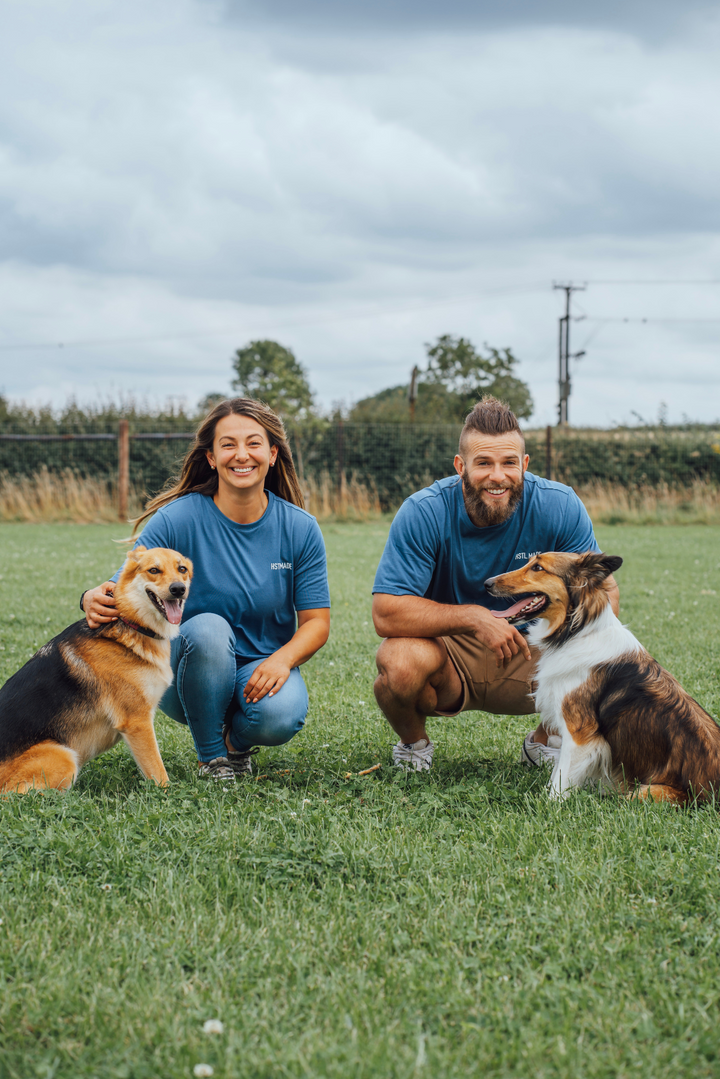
293, 424, 720, 509
1, 421, 720, 518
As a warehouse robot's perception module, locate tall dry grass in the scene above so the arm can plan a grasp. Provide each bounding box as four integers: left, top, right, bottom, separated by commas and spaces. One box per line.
302, 472, 382, 520
0, 469, 381, 523
2, 469, 718, 526
0, 469, 142, 523
578, 479, 720, 526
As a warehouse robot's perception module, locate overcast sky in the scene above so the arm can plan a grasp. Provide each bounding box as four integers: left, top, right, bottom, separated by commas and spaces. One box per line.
1, 0, 719, 426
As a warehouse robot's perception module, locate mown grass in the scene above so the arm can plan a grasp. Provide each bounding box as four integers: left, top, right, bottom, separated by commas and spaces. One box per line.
0, 522, 719, 1078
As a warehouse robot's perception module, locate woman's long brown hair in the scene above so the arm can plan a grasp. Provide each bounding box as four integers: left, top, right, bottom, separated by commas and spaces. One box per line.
131, 398, 304, 535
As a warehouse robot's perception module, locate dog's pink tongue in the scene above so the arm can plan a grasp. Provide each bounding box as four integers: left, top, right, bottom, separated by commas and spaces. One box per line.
164, 600, 183, 625
492, 597, 534, 620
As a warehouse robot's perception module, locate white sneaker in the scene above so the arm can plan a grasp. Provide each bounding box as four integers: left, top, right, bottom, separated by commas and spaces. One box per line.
393, 738, 435, 772
520, 732, 561, 768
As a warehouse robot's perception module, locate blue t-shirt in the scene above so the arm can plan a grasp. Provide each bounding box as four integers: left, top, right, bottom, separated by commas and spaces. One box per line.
111, 492, 330, 663
372, 472, 599, 614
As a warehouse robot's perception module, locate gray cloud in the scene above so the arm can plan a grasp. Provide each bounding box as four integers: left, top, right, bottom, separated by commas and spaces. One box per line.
0, 0, 719, 426
222, 0, 717, 40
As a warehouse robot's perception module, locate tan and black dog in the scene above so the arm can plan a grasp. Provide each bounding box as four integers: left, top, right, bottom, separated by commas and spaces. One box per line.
486, 551, 720, 803
0, 546, 192, 793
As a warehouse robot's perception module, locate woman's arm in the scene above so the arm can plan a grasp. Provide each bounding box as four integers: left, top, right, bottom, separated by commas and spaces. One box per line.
82, 582, 119, 627
82, 510, 174, 627
243, 608, 330, 704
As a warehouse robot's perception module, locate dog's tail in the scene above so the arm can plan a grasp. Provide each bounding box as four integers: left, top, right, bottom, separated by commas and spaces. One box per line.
0, 741, 79, 794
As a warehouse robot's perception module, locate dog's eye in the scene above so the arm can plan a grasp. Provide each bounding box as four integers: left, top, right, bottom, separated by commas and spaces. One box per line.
148, 567, 161, 575
531, 563, 544, 572
178, 565, 187, 574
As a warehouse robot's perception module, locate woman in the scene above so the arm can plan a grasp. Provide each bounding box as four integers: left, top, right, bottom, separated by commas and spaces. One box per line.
82, 398, 330, 782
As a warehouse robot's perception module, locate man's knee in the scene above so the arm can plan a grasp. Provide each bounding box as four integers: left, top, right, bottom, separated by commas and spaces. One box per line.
374, 637, 446, 703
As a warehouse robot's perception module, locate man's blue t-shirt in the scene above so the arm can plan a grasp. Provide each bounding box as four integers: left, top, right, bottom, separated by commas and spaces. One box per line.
111, 492, 330, 663
372, 472, 599, 614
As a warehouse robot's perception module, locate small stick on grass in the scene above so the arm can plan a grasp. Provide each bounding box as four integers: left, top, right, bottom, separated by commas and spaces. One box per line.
343, 763, 382, 778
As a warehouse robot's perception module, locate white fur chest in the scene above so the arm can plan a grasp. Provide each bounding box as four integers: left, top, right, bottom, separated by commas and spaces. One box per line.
527, 607, 643, 732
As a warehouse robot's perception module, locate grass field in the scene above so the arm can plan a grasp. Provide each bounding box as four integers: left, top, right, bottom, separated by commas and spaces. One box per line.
1, 521, 720, 1078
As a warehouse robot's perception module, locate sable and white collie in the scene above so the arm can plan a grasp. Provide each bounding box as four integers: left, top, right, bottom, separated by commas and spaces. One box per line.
0, 546, 192, 794
485, 552, 720, 804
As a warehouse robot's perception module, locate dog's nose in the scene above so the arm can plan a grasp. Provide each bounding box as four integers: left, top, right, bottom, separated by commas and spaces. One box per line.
484, 575, 498, 590
169, 582, 186, 598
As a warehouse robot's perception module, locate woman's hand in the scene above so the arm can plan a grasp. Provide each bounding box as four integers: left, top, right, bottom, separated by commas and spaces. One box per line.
244, 656, 291, 703
82, 582, 118, 628
244, 609, 330, 703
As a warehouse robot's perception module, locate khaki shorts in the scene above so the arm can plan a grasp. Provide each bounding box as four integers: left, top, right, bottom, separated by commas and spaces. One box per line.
434, 633, 540, 718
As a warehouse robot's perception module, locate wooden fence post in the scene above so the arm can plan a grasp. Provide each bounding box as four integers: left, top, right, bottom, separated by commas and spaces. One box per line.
545, 425, 552, 481
118, 419, 129, 521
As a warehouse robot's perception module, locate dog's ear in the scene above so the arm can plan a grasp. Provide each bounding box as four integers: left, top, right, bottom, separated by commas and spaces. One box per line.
127, 545, 147, 563
573, 552, 622, 586
599, 554, 623, 576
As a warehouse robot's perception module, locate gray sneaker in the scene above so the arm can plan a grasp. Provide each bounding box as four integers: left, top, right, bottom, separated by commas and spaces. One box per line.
198, 756, 236, 782
222, 720, 259, 777
392, 738, 435, 772
520, 732, 561, 768
226, 746, 259, 777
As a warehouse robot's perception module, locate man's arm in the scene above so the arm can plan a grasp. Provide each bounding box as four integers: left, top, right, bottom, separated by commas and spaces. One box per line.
606, 574, 619, 616
372, 593, 531, 667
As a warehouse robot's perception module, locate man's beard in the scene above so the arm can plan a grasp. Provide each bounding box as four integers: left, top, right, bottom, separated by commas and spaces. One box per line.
462, 473, 525, 527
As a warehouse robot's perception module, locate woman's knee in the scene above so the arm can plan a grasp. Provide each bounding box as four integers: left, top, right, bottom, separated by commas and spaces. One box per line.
232, 672, 308, 747
164, 614, 236, 726
178, 613, 234, 655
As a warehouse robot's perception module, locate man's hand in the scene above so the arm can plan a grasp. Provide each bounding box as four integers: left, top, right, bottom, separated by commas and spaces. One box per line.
82, 583, 118, 628
244, 656, 291, 703
467, 605, 531, 667
372, 593, 531, 667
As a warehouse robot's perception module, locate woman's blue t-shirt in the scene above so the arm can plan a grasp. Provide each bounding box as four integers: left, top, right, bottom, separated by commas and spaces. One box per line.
112, 492, 330, 663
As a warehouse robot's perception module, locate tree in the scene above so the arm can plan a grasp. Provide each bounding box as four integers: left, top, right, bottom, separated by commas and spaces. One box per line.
424, 335, 533, 419
348, 335, 533, 423
196, 392, 227, 416
231, 340, 314, 422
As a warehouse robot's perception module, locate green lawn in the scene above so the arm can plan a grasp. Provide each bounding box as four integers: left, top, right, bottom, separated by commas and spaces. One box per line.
0, 522, 719, 1078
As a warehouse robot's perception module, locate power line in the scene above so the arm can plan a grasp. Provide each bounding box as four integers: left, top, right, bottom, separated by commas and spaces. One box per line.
584, 279, 720, 285
583, 316, 720, 323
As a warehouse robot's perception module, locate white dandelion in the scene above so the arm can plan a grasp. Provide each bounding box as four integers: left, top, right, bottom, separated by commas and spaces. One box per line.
202, 1019, 224, 1035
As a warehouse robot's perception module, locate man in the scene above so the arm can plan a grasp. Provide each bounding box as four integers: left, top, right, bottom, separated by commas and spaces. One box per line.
372, 396, 619, 771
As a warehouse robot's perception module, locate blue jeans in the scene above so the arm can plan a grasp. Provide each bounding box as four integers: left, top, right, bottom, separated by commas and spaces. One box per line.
159, 613, 308, 763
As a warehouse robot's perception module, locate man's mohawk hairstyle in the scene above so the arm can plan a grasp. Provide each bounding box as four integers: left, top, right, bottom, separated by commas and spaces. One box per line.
460, 396, 523, 453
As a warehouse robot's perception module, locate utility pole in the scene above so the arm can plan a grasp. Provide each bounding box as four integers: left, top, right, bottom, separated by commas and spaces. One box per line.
552, 282, 586, 426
